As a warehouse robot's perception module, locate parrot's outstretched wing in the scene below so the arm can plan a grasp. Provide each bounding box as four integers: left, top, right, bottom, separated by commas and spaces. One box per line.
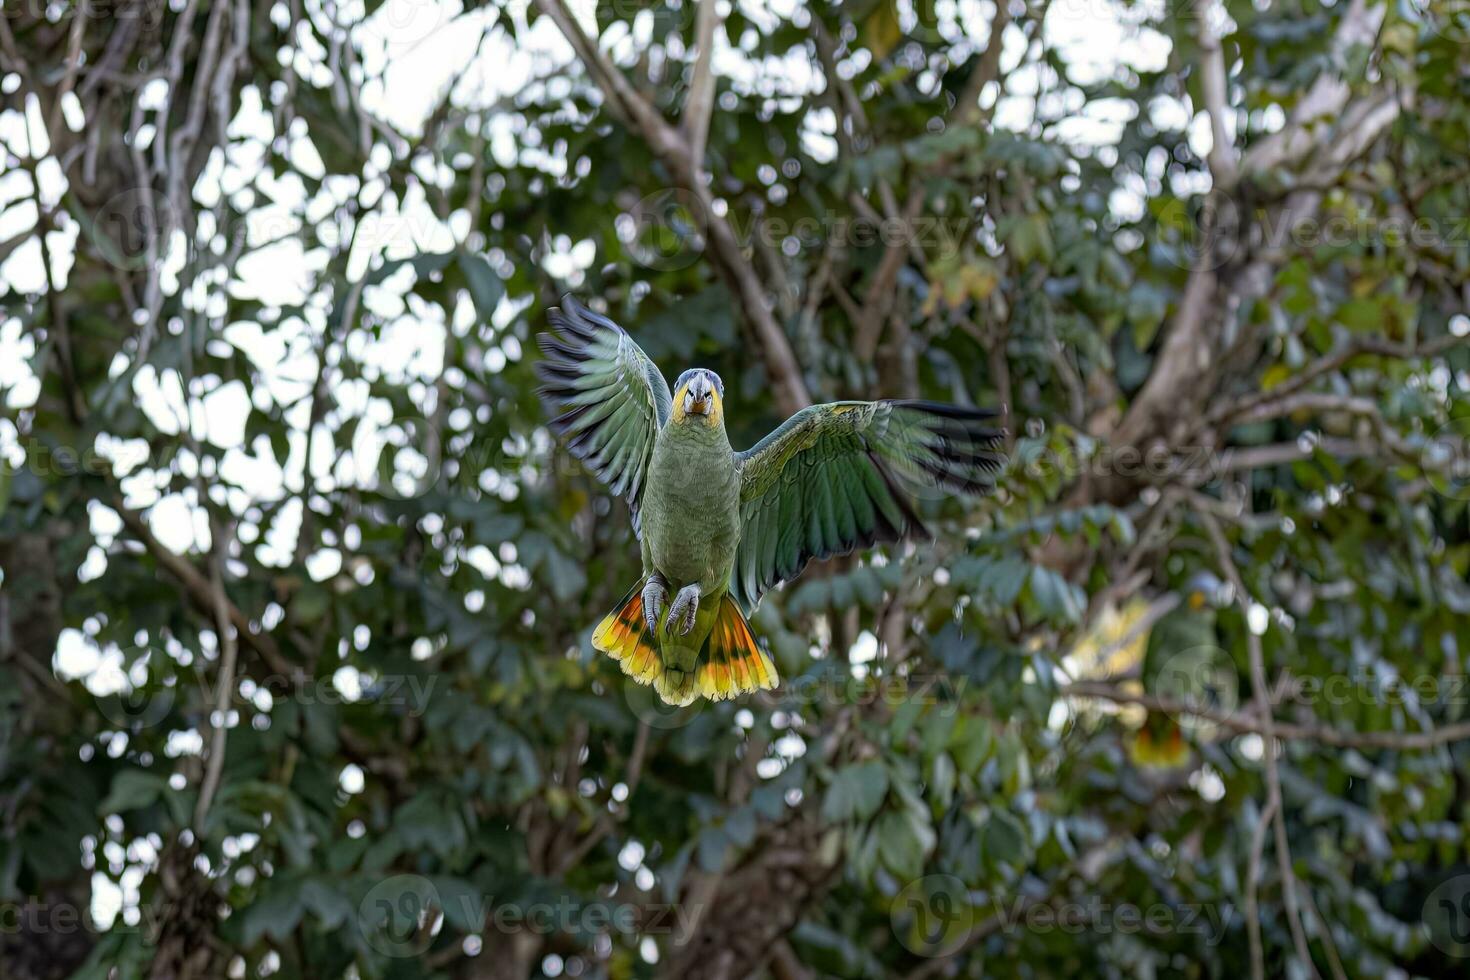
732, 400, 1003, 610
535, 298, 673, 534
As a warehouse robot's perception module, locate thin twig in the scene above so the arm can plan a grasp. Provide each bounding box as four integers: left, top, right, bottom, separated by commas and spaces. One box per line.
1244, 794, 1279, 980
1063, 681, 1470, 750
1207, 334, 1468, 428
1200, 514, 1319, 979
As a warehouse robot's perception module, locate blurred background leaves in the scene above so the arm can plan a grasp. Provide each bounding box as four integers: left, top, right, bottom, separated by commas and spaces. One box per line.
1, 0, 1469, 977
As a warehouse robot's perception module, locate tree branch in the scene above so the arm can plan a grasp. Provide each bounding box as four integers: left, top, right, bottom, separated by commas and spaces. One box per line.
1206, 333, 1467, 428
1196, 1, 1238, 189
1106, 0, 1403, 475
854, 187, 925, 361
192, 522, 240, 830
1244, 793, 1279, 980
1200, 513, 1319, 980
1064, 680, 1470, 750
1238, 0, 1386, 177
115, 503, 294, 679
955, 0, 1014, 126
683, 0, 721, 168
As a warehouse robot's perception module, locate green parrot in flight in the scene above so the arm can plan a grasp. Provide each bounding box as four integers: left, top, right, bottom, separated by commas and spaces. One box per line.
537, 297, 1004, 706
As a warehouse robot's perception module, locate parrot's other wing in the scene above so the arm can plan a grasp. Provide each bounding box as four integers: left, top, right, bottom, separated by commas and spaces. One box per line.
536, 297, 673, 534
732, 400, 1003, 610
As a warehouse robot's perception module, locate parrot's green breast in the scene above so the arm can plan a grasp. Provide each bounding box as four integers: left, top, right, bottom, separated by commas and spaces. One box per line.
642, 418, 741, 588
640, 417, 741, 669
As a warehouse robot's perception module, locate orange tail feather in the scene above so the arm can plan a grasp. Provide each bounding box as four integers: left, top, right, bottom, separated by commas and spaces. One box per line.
591, 582, 662, 686
696, 595, 778, 702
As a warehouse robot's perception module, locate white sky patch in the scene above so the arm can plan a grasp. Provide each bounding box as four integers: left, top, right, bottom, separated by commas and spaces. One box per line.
91, 873, 124, 931
1053, 96, 1138, 146
306, 548, 343, 581
1044, 0, 1171, 86
149, 492, 212, 554
198, 380, 252, 450
55, 628, 103, 679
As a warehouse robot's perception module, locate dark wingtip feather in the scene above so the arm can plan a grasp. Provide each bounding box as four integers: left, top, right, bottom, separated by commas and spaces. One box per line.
536, 333, 583, 361
534, 361, 581, 386
546, 305, 598, 344
892, 399, 999, 421
867, 449, 931, 540
551, 294, 626, 341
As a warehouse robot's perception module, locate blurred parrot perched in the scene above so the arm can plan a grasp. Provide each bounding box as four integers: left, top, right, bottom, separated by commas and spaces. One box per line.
1129, 572, 1231, 769
537, 298, 1005, 706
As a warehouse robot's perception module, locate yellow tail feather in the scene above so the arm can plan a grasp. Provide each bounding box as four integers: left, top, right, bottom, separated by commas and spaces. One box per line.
1127, 720, 1190, 770
591, 585, 662, 685
697, 594, 779, 702
592, 585, 779, 706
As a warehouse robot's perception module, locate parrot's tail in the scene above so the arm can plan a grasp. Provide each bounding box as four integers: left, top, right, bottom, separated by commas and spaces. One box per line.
591, 583, 663, 688
693, 594, 779, 702
591, 581, 779, 707
1127, 713, 1190, 769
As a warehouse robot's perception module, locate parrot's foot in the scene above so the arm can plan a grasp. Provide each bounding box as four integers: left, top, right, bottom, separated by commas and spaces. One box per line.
642, 573, 669, 636
664, 583, 701, 636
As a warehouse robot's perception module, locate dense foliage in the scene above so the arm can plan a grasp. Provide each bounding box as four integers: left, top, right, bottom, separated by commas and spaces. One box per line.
1, 0, 1468, 977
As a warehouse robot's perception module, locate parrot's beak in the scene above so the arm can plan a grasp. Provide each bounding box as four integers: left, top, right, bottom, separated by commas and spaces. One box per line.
684, 374, 713, 416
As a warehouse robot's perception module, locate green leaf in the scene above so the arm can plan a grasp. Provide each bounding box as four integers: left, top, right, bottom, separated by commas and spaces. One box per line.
99, 771, 167, 815
237, 881, 305, 946
457, 251, 504, 318
980, 808, 1030, 871
821, 761, 890, 822
697, 827, 730, 872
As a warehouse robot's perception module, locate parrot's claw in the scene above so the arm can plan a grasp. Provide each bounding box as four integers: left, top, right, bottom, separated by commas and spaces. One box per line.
642, 573, 669, 636
664, 584, 701, 636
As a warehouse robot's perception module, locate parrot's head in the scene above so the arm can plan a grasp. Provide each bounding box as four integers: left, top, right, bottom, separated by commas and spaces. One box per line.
1185, 570, 1226, 610
672, 368, 725, 427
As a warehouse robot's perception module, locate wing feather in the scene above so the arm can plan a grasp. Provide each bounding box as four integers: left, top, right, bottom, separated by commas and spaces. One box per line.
537, 298, 672, 535
731, 400, 1004, 610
